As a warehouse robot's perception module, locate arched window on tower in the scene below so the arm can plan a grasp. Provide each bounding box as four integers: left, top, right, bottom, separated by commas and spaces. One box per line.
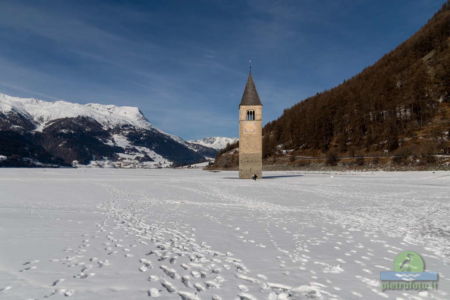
246, 110, 255, 121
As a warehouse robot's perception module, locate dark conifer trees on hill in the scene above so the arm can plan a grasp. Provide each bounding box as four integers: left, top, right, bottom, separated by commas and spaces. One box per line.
263, 2, 449, 158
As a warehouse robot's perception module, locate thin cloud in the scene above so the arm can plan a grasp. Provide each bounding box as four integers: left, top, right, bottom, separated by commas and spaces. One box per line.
0, 0, 446, 139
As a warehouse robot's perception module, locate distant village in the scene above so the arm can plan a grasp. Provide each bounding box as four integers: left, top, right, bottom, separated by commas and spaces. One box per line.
71, 159, 211, 169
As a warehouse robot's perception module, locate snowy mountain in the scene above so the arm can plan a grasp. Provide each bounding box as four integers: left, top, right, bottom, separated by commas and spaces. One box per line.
0, 93, 151, 131
0, 92, 207, 168
189, 137, 238, 150
183, 137, 238, 160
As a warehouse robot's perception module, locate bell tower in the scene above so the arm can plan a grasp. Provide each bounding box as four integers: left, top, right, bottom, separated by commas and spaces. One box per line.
239, 71, 263, 179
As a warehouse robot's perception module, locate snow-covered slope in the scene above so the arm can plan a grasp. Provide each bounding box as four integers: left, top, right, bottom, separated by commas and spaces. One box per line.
0, 92, 206, 167
189, 137, 238, 150
0, 93, 151, 131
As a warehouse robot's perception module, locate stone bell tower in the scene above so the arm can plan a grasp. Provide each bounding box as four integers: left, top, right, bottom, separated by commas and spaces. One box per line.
239, 71, 263, 179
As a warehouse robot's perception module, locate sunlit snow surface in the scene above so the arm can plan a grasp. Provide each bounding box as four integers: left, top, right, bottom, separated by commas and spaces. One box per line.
0, 169, 449, 299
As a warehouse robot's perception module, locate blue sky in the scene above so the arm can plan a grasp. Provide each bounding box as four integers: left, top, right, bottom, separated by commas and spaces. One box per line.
0, 0, 446, 139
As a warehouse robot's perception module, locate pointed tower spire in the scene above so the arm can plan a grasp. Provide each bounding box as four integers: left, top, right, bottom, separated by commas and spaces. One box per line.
239, 71, 262, 106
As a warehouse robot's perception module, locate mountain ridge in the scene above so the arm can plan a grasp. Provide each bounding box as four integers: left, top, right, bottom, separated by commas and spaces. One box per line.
0, 92, 222, 168
0, 93, 152, 131
188, 137, 238, 151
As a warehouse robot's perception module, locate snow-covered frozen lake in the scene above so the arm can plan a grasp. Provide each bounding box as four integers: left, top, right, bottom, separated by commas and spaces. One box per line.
0, 169, 449, 300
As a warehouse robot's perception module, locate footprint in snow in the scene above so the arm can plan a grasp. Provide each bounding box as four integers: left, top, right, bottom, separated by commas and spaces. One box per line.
64, 289, 75, 297
139, 265, 148, 272
147, 288, 161, 297
23, 259, 40, 265
160, 280, 176, 293
237, 293, 257, 300
181, 275, 192, 287
52, 278, 65, 286
178, 291, 200, 300
20, 265, 37, 272
193, 282, 205, 292
0, 286, 12, 293
238, 284, 249, 292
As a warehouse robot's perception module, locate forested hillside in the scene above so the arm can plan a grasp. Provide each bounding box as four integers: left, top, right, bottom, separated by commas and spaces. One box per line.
214, 1, 450, 169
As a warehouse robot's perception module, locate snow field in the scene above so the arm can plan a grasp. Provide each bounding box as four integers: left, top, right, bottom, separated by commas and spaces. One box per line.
0, 169, 449, 299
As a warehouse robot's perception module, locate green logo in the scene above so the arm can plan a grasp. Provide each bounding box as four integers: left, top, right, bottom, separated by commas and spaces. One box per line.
393, 251, 425, 272
381, 250, 438, 291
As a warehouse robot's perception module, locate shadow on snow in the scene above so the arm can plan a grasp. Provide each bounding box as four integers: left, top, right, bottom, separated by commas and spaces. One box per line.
223, 174, 304, 180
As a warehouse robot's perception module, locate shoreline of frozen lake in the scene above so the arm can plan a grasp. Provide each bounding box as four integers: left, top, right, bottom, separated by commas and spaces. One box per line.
0, 169, 449, 299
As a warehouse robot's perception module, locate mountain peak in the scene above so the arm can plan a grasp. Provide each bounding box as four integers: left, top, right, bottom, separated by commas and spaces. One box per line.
189, 137, 238, 150
0, 92, 152, 131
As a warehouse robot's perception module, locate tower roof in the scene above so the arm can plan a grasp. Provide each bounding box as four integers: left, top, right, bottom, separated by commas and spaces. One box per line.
240, 73, 262, 106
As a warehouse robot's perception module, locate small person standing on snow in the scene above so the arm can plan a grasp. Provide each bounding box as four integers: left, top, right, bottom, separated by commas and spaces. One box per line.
252, 174, 258, 181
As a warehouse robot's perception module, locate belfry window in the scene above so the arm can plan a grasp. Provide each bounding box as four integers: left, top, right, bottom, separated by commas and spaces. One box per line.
246, 110, 255, 121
